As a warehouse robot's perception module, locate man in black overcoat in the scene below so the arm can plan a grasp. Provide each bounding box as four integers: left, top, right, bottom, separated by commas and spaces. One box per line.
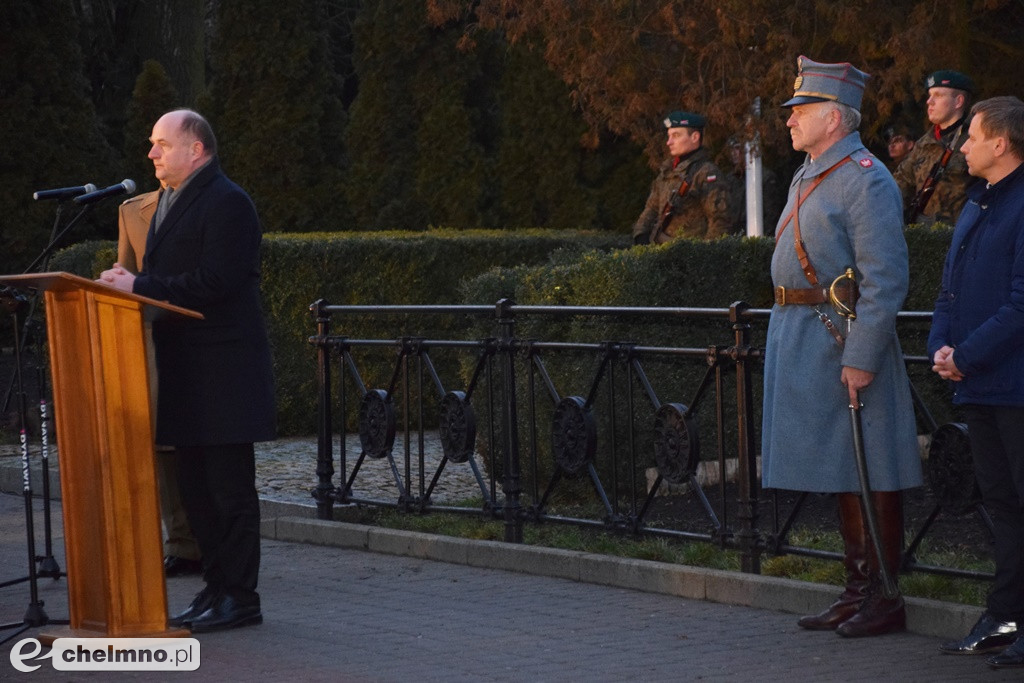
99, 108, 276, 633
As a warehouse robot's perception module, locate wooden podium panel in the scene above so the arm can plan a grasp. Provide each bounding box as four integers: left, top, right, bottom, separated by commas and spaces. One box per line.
0, 272, 201, 639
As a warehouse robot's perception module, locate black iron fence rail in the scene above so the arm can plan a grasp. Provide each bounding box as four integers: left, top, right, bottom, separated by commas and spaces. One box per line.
309, 299, 992, 582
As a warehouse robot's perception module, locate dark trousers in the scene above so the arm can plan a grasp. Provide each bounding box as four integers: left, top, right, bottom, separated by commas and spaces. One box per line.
964, 404, 1024, 621
176, 443, 260, 601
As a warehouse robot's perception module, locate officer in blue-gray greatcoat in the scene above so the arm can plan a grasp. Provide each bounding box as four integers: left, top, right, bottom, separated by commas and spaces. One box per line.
761, 56, 923, 638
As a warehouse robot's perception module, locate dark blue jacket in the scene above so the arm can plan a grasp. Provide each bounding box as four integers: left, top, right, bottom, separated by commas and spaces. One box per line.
928, 162, 1024, 406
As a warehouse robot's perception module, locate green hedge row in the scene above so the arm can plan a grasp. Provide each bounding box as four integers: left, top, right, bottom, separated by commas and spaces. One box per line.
50, 229, 629, 435
48, 226, 955, 444
456, 226, 957, 491
464, 225, 952, 313
453, 227, 954, 497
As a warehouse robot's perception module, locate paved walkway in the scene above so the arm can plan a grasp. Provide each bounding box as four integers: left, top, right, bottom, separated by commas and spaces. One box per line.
0, 438, 1012, 681
251, 434, 482, 506
0, 433, 481, 509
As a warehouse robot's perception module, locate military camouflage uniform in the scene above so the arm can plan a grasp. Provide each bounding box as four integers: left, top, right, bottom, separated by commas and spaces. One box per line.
632, 148, 739, 243
893, 122, 972, 226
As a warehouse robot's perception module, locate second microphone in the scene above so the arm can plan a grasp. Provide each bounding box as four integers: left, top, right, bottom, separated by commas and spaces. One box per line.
73, 179, 137, 206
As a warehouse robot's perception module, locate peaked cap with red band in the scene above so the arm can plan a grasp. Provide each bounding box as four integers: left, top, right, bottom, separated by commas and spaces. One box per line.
782, 55, 870, 112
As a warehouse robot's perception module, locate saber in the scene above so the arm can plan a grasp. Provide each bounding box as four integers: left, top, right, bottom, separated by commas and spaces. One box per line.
830, 268, 900, 600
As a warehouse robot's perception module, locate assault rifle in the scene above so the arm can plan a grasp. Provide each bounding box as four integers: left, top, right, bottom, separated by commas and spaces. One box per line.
644, 176, 691, 244
904, 125, 964, 225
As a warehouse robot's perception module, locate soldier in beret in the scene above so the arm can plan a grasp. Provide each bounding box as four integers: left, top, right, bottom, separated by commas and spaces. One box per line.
631, 110, 740, 244
894, 70, 977, 225
883, 122, 916, 169
762, 56, 922, 638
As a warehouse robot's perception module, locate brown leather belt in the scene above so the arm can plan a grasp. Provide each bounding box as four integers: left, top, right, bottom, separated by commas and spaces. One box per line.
774, 285, 827, 306
774, 281, 859, 307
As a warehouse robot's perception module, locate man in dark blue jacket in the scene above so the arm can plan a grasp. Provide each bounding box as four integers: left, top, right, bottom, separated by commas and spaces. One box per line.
99, 109, 276, 634
928, 96, 1024, 669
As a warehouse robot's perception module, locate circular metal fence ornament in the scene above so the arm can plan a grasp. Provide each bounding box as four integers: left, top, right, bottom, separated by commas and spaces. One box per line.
358, 389, 395, 459
927, 422, 979, 514
551, 396, 596, 477
654, 403, 700, 485
439, 391, 476, 464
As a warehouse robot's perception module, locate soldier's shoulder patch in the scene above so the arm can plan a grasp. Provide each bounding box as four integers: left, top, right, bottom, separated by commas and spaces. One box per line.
850, 149, 879, 171
706, 174, 717, 182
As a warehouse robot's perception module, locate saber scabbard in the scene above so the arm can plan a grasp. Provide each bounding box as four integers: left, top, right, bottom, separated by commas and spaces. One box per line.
834, 267, 900, 599
849, 392, 900, 599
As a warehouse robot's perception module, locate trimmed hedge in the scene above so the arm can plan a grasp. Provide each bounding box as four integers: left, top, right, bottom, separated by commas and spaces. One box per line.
47, 226, 955, 443
463, 225, 953, 314
50, 229, 629, 435
457, 226, 958, 489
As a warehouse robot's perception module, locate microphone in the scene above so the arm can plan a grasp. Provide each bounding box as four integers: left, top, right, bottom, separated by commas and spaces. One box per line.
73, 179, 137, 206
33, 183, 98, 201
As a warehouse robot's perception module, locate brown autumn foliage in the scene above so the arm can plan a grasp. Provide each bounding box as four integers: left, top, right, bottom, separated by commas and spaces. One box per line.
427, 0, 1024, 167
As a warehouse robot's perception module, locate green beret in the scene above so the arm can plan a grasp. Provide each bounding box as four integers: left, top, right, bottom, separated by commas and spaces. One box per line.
663, 110, 706, 130
925, 70, 976, 95
883, 122, 914, 142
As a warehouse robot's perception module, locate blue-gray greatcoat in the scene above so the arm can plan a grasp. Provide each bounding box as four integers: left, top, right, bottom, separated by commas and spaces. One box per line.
761, 132, 923, 493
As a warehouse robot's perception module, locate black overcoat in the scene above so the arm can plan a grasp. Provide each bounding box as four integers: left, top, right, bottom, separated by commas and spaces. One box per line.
132, 159, 276, 447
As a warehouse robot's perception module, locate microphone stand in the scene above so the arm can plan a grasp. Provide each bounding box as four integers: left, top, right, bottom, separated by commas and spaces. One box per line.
9, 207, 95, 582
22, 203, 95, 275
0, 288, 64, 643
0, 204, 93, 642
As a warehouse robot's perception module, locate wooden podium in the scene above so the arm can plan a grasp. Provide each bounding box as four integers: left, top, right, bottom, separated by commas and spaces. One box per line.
0, 272, 202, 640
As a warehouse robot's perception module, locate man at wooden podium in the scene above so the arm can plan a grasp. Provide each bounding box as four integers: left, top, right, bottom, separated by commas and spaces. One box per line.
99, 108, 276, 633
118, 187, 203, 578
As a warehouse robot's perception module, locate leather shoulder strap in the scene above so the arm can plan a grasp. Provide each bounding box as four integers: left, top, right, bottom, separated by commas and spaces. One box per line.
776, 155, 852, 286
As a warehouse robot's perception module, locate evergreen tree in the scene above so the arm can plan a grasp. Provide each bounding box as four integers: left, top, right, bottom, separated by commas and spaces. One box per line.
123, 60, 180, 194
344, 0, 428, 230
496, 47, 594, 230
0, 0, 116, 274
75, 0, 206, 155
580, 132, 651, 232
323, 0, 362, 109
206, 0, 349, 232
413, 82, 487, 229
410, 15, 488, 229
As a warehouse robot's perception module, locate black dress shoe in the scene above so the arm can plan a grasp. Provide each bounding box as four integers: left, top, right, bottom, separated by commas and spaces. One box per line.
168, 585, 221, 628
188, 593, 262, 634
939, 612, 1018, 655
988, 635, 1024, 669
164, 555, 203, 577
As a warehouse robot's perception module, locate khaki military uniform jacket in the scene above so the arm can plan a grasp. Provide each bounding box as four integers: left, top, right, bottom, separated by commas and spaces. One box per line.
117, 190, 160, 273
893, 122, 972, 226
632, 148, 739, 242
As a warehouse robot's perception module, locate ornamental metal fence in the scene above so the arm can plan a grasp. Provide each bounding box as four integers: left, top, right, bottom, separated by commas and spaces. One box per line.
309, 299, 992, 582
